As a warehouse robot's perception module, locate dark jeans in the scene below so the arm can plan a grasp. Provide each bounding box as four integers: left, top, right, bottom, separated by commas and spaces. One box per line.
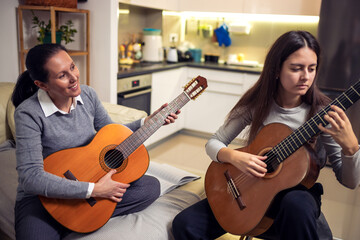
172, 183, 326, 240
15, 175, 160, 240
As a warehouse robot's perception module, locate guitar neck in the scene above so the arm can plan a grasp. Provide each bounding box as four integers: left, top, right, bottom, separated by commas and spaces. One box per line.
269, 79, 360, 163
116, 91, 191, 158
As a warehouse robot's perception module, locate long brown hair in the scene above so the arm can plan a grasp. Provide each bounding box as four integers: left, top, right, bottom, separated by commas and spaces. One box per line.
227, 31, 330, 142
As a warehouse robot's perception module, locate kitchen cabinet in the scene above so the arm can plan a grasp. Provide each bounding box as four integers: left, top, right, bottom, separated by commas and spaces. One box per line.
242, 0, 321, 15
142, 66, 260, 146
177, 0, 321, 16
184, 68, 259, 140
145, 68, 187, 146
118, 0, 178, 11
17, 5, 90, 85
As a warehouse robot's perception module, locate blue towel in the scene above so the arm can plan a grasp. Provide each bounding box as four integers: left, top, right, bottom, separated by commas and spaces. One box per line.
214, 23, 231, 47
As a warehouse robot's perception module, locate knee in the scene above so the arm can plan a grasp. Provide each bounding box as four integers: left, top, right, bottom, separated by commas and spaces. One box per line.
137, 175, 160, 201
172, 211, 189, 239
281, 190, 318, 220
172, 211, 186, 230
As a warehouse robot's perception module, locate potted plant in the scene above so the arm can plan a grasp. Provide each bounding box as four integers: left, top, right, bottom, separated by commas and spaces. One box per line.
31, 11, 77, 44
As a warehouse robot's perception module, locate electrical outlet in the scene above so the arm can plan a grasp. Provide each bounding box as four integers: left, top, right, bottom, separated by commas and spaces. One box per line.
169, 33, 178, 43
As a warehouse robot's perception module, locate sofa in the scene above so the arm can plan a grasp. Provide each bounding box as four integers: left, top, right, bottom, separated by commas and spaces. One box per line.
0, 82, 206, 240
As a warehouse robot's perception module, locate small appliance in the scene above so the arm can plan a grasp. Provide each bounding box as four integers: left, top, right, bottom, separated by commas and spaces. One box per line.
167, 47, 178, 63
142, 28, 163, 62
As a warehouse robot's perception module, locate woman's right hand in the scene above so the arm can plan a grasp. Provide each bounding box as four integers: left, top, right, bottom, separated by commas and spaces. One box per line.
218, 148, 268, 178
91, 169, 130, 202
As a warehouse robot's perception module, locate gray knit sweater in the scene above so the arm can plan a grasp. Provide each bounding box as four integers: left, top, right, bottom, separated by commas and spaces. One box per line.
206, 101, 360, 189
15, 85, 142, 201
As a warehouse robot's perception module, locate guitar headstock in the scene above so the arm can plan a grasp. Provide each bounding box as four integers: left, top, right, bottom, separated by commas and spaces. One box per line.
184, 75, 208, 100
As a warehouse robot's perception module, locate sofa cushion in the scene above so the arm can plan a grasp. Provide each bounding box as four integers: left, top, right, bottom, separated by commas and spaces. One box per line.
0, 145, 17, 239
6, 99, 16, 142
0, 83, 15, 145
102, 102, 147, 124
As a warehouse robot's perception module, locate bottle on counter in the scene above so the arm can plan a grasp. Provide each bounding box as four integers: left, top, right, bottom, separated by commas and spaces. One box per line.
133, 43, 142, 60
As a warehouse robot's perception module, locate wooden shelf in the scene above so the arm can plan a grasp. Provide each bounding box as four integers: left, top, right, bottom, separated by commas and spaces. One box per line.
17, 5, 90, 85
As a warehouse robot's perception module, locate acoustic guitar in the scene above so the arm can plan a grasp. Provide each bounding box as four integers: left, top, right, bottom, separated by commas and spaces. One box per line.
205, 79, 360, 236
39, 76, 207, 233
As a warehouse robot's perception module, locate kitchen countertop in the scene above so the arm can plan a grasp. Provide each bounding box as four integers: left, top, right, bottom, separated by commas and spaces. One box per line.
118, 62, 262, 79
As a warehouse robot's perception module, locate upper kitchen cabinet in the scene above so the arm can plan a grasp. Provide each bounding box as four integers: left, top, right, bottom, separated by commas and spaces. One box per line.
178, 0, 321, 15
118, 0, 178, 11
242, 0, 321, 15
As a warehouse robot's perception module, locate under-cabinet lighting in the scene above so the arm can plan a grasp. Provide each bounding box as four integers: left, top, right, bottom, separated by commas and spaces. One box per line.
119, 9, 130, 15
163, 11, 319, 23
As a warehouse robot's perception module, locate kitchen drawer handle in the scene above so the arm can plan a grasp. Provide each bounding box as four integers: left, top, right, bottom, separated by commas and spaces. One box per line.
121, 88, 152, 98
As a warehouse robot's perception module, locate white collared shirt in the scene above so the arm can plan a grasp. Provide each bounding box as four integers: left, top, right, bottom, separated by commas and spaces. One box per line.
37, 88, 84, 117
37, 88, 94, 198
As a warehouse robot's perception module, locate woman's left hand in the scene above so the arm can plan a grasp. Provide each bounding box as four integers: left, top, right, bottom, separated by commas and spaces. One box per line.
318, 105, 359, 156
144, 103, 181, 125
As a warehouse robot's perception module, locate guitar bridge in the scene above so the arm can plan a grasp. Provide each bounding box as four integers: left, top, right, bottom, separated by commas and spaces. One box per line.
224, 170, 246, 210
64, 170, 97, 207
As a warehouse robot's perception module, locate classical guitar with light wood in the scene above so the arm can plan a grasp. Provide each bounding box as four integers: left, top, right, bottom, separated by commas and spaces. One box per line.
205, 79, 360, 236
39, 76, 207, 233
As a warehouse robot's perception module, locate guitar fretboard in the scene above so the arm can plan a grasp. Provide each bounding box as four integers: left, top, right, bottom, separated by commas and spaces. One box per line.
266, 79, 360, 166
115, 91, 191, 158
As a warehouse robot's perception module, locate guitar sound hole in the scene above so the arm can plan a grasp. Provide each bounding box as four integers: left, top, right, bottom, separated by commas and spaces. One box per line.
104, 149, 124, 169
266, 162, 277, 173
264, 152, 279, 174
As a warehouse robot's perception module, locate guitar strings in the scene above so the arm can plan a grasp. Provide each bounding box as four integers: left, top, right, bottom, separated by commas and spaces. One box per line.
101, 108, 167, 169
101, 94, 189, 170
269, 88, 357, 169
110, 98, 183, 166
104, 105, 175, 169
231, 87, 359, 187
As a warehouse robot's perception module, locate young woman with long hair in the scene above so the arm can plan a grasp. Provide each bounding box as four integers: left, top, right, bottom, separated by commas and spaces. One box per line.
172, 31, 360, 240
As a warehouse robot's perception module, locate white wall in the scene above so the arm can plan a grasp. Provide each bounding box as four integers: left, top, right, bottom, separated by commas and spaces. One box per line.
78, 0, 118, 103
0, 0, 20, 83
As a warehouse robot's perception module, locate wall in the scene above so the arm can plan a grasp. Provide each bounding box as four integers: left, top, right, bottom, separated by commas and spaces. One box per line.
118, 3, 162, 50
0, 0, 20, 83
162, 14, 318, 64
319, 167, 360, 239
78, 0, 118, 103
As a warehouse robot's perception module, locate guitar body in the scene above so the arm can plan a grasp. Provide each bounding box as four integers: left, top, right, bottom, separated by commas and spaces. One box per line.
39, 124, 149, 233
38, 76, 208, 232
205, 123, 320, 236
